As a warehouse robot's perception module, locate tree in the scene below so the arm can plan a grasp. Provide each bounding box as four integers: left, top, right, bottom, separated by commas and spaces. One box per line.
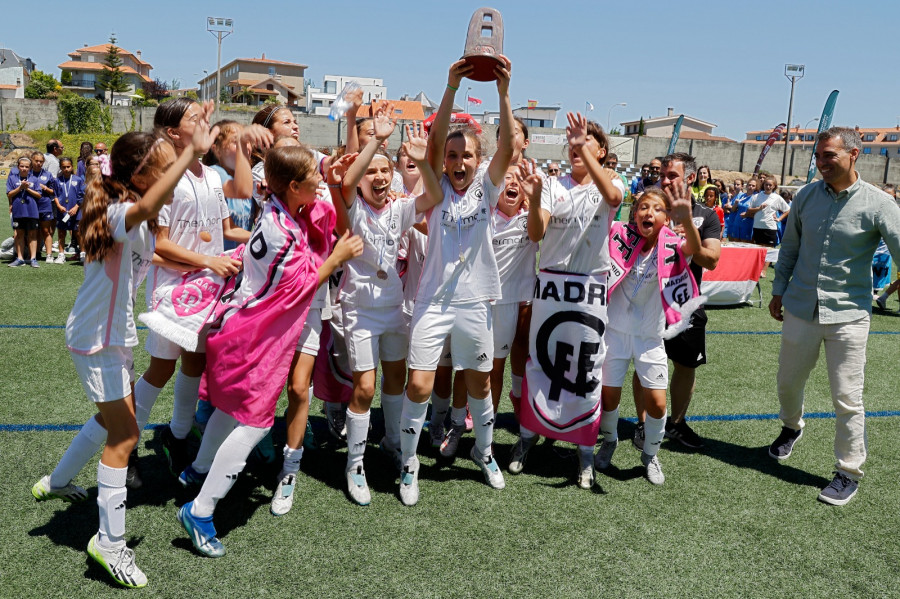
143, 78, 169, 101
638, 117, 645, 136
98, 35, 131, 105
609, 127, 622, 135
24, 70, 60, 99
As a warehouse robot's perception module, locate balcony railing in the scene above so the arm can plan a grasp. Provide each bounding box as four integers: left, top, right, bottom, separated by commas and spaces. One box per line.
63, 80, 96, 88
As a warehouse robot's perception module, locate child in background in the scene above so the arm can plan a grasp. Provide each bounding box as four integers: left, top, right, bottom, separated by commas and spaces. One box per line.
32, 127, 217, 588
595, 187, 701, 485
176, 146, 362, 557
29, 152, 57, 262
6, 156, 40, 267
53, 158, 85, 263
76, 141, 93, 179
703, 186, 724, 240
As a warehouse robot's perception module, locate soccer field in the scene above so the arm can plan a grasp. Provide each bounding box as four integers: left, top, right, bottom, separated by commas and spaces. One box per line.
1, 218, 899, 598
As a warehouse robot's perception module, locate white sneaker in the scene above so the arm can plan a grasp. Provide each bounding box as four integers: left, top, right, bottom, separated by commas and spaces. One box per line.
54, 254, 66, 264
399, 457, 420, 506
439, 422, 465, 458
508, 435, 537, 474
577, 453, 594, 489
471, 447, 506, 490
87, 534, 148, 588
346, 465, 371, 506
270, 473, 296, 516
642, 452, 665, 485
31, 475, 88, 502
45, 255, 53, 263
593, 439, 618, 470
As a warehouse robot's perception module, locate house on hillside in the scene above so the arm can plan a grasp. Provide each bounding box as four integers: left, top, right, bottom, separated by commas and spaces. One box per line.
744, 125, 900, 156
306, 75, 387, 116
621, 108, 733, 142
198, 55, 307, 107
58, 43, 152, 105
398, 91, 462, 117
0, 48, 35, 99
482, 105, 561, 129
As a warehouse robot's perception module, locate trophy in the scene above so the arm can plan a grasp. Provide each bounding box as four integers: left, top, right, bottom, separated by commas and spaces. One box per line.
461, 7, 504, 82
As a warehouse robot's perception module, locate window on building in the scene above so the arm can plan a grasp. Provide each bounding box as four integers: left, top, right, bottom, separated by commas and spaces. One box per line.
312, 100, 322, 108
756, 135, 763, 141
864, 134, 876, 141
324, 80, 337, 94
806, 134, 815, 141
863, 147, 871, 154
889, 134, 899, 141
880, 148, 888, 155
266, 84, 273, 90
268, 67, 275, 77
789, 135, 795, 141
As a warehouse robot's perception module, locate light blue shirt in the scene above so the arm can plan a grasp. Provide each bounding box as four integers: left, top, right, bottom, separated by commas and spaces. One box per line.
773, 173, 900, 324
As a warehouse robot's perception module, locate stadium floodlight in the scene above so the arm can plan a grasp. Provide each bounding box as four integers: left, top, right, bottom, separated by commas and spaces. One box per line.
781, 64, 805, 183
207, 17, 234, 120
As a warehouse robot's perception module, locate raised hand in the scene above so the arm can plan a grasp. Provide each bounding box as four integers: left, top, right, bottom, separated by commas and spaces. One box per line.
240, 124, 274, 153
664, 179, 693, 226
494, 54, 512, 95
402, 122, 428, 163
448, 59, 475, 89
331, 229, 364, 264
326, 152, 359, 186
566, 112, 588, 149
372, 101, 398, 141
346, 87, 364, 112
190, 119, 220, 157
516, 159, 542, 200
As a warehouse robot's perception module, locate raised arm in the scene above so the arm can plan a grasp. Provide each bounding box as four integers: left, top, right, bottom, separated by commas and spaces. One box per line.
343, 87, 365, 154
487, 56, 514, 187
666, 183, 702, 258
326, 152, 361, 235
522, 160, 551, 241
342, 101, 398, 198
566, 112, 623, 207
225, 124, 273, 199
427, 60, 474, 178
404, 122, 443, 213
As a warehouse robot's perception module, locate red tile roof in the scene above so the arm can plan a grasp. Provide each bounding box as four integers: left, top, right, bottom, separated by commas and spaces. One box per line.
57, 60, 152, 83
67, 43, 153, 68
357, 100, 425, 122
236, 56, 308, 68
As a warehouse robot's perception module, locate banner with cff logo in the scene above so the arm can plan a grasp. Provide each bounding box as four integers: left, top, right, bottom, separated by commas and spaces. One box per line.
138, 245, 244, 352
521, 271, 606, 446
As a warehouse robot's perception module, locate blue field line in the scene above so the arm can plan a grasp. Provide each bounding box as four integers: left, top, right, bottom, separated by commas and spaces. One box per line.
5, 411, 900, 433
0, 324, 149, 330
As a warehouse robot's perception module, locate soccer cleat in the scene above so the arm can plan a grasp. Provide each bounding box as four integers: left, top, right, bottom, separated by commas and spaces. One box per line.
8, 258, 25, 267
593, 439, 618, 471
641, 452, 665, 485
346, 465, 371, 506
665, 418, 705, 449
177, 502, 225, 557
30, 259, 39, 268
768, 426, 803, 461
54, 254, 66, 264
818, 472, 859, 506
178, 464, 207, 488
379, 436, 403, 471
875, 296, 887, 311
508, 435, 537, 475
126, 448, 143, 489
577, 454, 594, 489
471, 447, 506, 490
87, 534, 148, 588
399, 458, 420, 506
429, 420, 445, 449
326, 404, 348, 442
439, 422, 466, 458
161, 425, 191, 477
632, 422, 645, 451
270, 473, 296, 516
31, 475, 88, 503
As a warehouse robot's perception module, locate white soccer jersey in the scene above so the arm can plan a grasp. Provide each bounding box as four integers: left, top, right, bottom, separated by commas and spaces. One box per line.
538, 174, 625, 275
402, 226, 428, 315
342, 194, 418, 308
492, 209, 537, 304
66, 202, 155, 353
607, 247, 665, 339
415, 163, 501, 305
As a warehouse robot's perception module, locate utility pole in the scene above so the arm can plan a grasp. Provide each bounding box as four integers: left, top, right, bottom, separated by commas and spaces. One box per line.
781, 64, 804, 184
207, 17, 234, 122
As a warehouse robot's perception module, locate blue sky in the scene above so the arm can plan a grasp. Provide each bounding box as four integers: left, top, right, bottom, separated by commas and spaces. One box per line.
5, 0, 898, 141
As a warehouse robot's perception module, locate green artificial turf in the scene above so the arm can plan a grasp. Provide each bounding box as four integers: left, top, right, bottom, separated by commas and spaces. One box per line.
1, 213, 899, 597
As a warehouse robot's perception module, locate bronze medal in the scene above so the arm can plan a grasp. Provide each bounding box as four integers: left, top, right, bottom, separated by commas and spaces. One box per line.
199, 231, 213, 242
376, 269, 388, 280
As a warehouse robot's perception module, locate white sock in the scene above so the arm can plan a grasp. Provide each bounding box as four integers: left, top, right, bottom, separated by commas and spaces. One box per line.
50, 416, 107, 488
171, 372, 201, 439
192, 424, 269, 518
450, 406, 467, 426
599, 407, 619, 442
399, 394, 427, 468
346, 409, 370, 470
468, 394, 495, 457
644, 414, 666, 457
280, 446, 304, 478
133, 376, 162, 437
510, 374, 523, 398
192, 409, 238, 474
96, 461, 127, 548
380, 392, 403, 447
429, 393, 451, 429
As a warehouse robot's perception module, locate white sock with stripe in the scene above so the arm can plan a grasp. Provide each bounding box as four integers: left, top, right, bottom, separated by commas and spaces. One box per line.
399, 394, 427, 469
50, 416, 107, 488
96, 461, 127, 548
192, 424, 269, 518
346, 409, 370, 470
468, 394, 495, 457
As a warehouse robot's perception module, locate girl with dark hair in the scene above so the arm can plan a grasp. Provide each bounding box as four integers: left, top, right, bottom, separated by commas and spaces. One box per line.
77, 141, 94, 179
31, 126, 218, 588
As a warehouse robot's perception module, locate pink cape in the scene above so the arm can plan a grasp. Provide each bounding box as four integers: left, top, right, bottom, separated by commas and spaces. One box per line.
200, 197, 335, 428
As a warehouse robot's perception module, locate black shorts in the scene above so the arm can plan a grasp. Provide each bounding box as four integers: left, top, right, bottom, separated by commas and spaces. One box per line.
38, 212, 55, 223
11, 217, 39, 231
57, 217, 79, 231
752, 228, 778, 247
664, 309, 707, 368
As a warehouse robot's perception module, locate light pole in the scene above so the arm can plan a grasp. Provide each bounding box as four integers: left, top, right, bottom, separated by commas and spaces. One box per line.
207, 17, 234, 121
464, 86, 471, 113
607, 102, 626, 132
803, 117, 819, 149
202, 70, 209, 102
781, 64, 804, 183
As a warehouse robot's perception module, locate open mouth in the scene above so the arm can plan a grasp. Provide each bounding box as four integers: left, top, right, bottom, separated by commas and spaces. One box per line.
505, 187, 519, 201
452, 169, 467, 183
405, 162, 417, 172
372, 183, 389, 196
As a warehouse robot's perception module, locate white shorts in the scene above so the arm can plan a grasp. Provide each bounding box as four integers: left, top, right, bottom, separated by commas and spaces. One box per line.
491, 302, 519, 360
144, 329, 182, 360
601, 329, 669, 390
342, 304, 409, 372
296, 308, 323, 356
70, 345, 135, 403
409, 300, 493, 372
